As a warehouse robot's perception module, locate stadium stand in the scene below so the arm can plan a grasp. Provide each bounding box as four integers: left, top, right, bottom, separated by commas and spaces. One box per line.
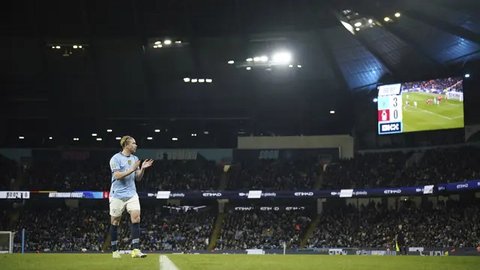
216, 208, 310, 250
307, 200, 480, 249
322, 146, 480, 188
4, 198, 479, 252
143, 160, 222, 191
226, 159, 319, 190
117, 207, 215, 252
1, 146, 480, 253
2, 146, 477, 192
13, 207, 108, 252
0, 155, 17, 190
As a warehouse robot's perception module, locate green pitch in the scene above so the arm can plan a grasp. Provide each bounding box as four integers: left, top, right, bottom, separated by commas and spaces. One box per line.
2, 254, 480, 270
402, 92, 464, 133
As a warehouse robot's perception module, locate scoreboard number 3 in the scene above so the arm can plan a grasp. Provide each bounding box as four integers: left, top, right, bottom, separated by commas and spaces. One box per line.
392, 97, 399, 119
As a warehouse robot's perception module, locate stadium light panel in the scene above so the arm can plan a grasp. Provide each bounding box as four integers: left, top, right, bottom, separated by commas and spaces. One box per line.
252, 56, 268, 62
246, 67, 251, 70
18, 136, 25, 140
96, 138, 102, 141
330, 110, 335, 114
183, 77, 191, 82
297, 65, 302, 68
154, 41, 162, 45
171, 137, 178, 141
340, 20, 355, 35
147, 137, 153, 140
49, 136, 53, 140
228, 60, 234, 64
368, 19, 373, 24
464, 73, 470, 78
272, 51, 292, 65
73, 45, 78, 49
154, 129, 161, 133
164, 39, 172, 45
191, 78, 198, 83
91, 133, 97, 137
175, 40, 182, 44
394, 12, 401, 18
246, 58, 253, 62
384, 17, 391, 22
107, 129, 113, 133
191, 133, 197, 137
206, 79, 213, 83
373, 98, 378, 103
78, 45, 82, 49
198, 79, 205, 83
354, 22, 362, 27
115, 137, 121, 140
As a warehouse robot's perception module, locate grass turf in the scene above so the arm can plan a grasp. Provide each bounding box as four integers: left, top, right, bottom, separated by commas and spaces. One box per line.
2, 254, 480, 270
402, 92, 464, 132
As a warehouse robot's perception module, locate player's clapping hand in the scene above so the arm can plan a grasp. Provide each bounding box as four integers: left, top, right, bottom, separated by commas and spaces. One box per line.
133, 160, 141, 170
141, 159, 154, 169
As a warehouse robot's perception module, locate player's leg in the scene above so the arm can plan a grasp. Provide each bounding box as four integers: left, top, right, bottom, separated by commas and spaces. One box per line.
110, 215, 122, 258
110, 197, 126, 258
128, 212, 146, 258
126, 195, 146, 258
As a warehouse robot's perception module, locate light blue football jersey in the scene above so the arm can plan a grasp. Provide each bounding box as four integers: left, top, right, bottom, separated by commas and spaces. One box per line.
109, 152, 139, 199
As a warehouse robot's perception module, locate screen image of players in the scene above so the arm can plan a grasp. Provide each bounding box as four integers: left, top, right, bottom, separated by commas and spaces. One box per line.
399, 77, 464, 133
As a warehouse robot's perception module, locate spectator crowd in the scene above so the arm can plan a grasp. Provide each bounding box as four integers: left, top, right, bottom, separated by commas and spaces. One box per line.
322, 147, 480, 189
4, 199, 479, 252
217, 208, 310, 250
117, 207, 215, 252
307, 200, 479, 249
13, 207, 108, 252
1, 146, 480, 191
226, 159, 319, 190
1, 145, 479, 253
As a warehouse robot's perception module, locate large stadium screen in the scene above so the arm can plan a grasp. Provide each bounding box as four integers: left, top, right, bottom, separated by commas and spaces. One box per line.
377, 77, 464, 135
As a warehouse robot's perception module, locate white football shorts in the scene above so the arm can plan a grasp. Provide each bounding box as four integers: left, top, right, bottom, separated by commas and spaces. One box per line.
109, 194, 141, 217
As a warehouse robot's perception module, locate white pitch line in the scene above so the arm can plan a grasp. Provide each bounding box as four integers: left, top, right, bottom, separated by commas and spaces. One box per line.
159, 255, 180, 270
404, 106, 455, 120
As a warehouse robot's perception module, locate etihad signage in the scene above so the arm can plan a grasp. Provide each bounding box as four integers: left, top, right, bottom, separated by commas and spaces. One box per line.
202, 192, 222, 197
294, 192, 314, 197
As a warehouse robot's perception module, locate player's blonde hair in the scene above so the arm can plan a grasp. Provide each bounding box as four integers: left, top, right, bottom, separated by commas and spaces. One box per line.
120, 135, 133, 148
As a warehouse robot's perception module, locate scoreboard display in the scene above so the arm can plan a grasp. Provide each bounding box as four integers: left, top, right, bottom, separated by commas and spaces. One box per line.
377, 77, 464, 135
377, 83, 403, 134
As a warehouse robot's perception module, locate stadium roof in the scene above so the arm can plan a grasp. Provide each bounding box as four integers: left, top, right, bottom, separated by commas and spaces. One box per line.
1, 0, 479, 147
